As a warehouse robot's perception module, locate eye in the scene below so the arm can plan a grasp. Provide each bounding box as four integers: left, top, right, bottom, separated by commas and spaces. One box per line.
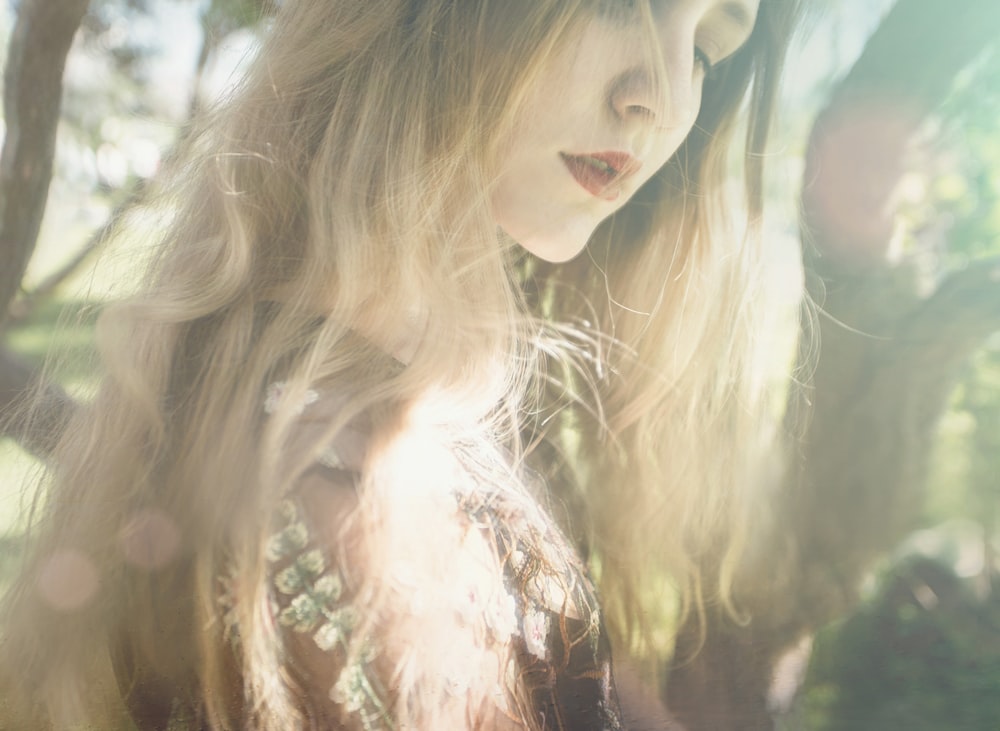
694, 47, 713, 75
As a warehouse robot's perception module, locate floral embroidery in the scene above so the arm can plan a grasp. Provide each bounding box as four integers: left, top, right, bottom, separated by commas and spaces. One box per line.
453, 485, 612, 715
522, 607, 550, 662
267, 498, 395, 730
313, 606, 357, 652
265, 518, 309, 562
264, 381, 319, 415
217, 572, 239, 645
318, 445, 346, 470
485, 587, 519, 642
202, 385, 619, 731
331, 656, 394, 731
264, 382, 347, 470
166, 351, 622, 731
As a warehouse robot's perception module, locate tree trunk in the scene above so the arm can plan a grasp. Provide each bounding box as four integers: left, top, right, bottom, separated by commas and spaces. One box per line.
0, 0, 90, 320
667, 0, 1000, 728
0, 0, 88, 447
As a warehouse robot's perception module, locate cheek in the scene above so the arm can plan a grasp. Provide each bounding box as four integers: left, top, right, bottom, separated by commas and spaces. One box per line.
644, 102, 703, 175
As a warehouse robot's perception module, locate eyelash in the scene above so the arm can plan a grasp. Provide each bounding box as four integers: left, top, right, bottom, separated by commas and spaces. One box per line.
694, 47, 713, 74
598, 2, 716, 74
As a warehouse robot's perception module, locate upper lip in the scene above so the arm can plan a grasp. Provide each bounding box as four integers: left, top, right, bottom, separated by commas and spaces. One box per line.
579, 151, 641, 179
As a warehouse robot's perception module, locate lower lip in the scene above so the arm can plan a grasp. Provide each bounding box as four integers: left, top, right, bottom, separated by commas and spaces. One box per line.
560, 154, 620, 201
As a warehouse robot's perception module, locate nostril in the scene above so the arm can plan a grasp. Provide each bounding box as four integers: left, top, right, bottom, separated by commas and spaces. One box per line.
609, 70, 662, 124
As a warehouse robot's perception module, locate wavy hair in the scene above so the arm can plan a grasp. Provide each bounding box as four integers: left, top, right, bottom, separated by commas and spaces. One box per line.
0, 0, 801, 727
537, 0, 803, 656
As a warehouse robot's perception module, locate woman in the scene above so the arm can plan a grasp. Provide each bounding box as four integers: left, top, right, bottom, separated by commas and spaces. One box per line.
1, 0, 801, 728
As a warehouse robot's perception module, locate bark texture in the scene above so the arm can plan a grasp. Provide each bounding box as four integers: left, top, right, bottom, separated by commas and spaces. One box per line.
667, 0, 1000, 728
0, 0, 90, 319
0, 0, 88, 444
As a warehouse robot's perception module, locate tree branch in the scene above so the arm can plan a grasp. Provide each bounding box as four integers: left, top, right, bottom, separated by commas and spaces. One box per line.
7, 177, 150, 324
669, 1, 1000, 727
0, 0, 90, 322
801, 0, 1000, 265
896, 256, 1000, 355
833, 0, 1000, 108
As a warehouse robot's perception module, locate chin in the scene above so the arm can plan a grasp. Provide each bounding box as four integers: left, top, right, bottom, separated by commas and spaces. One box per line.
510, 224, 596, 264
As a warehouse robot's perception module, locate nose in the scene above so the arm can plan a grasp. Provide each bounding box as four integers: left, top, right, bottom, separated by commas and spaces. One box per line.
609, 27, 699, 130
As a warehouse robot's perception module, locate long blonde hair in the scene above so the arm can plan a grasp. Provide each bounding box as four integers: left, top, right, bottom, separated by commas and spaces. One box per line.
1, 0, 800, 727
541, 0, 803, 653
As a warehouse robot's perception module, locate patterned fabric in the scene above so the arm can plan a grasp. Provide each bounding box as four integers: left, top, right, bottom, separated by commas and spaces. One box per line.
113, 311, 626, 730
458, 493, 623, 731
267, 498, 394, 731
252, 381, 625, 731
188, 383, 623, 731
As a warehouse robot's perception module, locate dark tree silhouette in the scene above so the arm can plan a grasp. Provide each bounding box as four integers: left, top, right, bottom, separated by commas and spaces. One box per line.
0, 0, 88, 316
0, 0, 88, 454
666, 1, 1000, 728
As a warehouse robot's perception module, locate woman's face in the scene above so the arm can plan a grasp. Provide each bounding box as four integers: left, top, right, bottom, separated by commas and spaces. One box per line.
491, 0, 760, 263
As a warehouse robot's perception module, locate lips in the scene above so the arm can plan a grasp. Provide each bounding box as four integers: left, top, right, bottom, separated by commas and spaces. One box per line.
560, 151, 640, 201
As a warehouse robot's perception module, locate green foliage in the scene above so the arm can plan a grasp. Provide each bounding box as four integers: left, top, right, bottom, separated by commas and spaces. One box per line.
911, 34, 1000, 603
4, 298, 100, 384
800, 556, 1000, 730
926, 340, 1000, 534
1, 299, 99, 591
918, 44, 1000, 585
906, 45, 1000, 264
203, 0, 273, 38
799, 43, 1000, 730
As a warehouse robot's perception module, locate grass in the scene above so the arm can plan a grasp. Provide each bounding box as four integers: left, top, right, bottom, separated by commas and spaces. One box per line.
1, 297, 101, 593
6, 297, 101, 380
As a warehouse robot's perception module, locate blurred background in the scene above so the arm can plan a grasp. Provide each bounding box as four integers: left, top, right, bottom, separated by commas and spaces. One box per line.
0, 1, 998, 729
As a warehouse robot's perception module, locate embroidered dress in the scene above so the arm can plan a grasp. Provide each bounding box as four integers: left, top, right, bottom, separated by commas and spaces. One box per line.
120, 373, 624, 730
249, 381, 625, 730
265, 495, 393, 730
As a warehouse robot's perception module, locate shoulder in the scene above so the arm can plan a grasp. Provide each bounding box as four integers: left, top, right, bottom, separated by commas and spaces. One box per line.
258, 409, 526, 728
262, 378, 375, 476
